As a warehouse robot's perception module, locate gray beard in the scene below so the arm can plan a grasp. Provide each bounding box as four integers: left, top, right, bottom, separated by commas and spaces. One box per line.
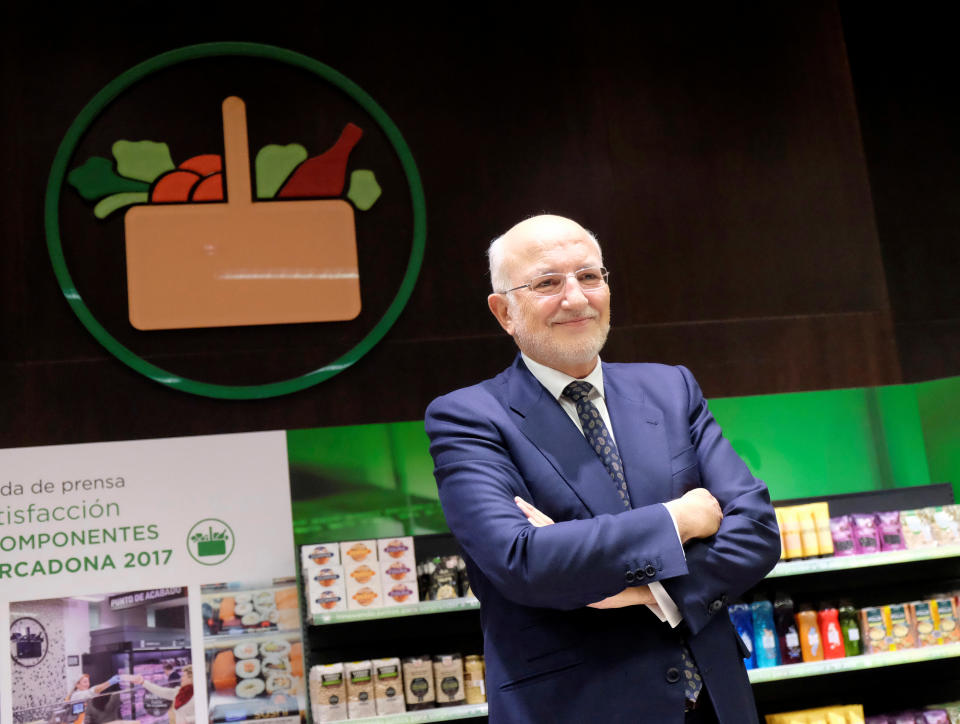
513, 319, 611, 374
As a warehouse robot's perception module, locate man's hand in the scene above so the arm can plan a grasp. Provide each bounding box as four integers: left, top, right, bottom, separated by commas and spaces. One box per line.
663, 487, 723, 543
514, 496, 555, 527
514, 497, 653, 609
588, 586, 656, 608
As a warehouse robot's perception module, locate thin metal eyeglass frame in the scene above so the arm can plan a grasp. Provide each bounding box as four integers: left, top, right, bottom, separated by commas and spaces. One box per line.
498, 267, 610, 296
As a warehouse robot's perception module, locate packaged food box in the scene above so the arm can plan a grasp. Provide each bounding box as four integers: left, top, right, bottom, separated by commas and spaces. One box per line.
310, 663, 347, 722
860, 606, 888, 655
402, 655, 436, 709
346, 576, 383, 610
341, 540, 378, 566
373, 657, 406, 715
302, 542, 340, 570
912, 600, 940, 647
930, 506, 960, 546
902, 509, 937, 549
463, 655, 486, 704
433, 653, 465, 706
309, 580, 347, 616
383, 579, 420, 606
308, 565, 345, 590
377, 536, 416, 568
347, 563, 380, 587
884, 603, 916, 650
344, 660, 376, 719
932, 597, 960, 644
380, 557, 416, 583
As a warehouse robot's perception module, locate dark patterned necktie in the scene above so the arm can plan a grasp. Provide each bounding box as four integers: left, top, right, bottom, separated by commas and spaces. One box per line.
562, 381, 631, 509
563, 380, 703, 705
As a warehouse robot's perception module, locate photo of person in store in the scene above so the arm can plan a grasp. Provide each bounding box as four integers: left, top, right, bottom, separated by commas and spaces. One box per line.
133, 665, 195, 724
10, 588, 193, 724
68, 673, 119, 703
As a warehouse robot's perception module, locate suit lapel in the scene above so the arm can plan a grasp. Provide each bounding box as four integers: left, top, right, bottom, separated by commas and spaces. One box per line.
506, 358, 625, 516
602, 364, 674, 509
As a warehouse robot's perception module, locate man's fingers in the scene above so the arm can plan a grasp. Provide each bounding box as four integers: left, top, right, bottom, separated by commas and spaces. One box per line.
514, 496, 555, 526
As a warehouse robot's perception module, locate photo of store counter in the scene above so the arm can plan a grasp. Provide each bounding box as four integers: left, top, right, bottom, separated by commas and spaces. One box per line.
10, 588, 193, 724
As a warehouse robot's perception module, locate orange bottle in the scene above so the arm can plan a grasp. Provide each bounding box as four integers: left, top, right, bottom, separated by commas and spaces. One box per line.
796, 607, 825, 662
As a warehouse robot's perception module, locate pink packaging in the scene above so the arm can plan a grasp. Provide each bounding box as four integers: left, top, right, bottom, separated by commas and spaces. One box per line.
830, 515, 857, 557
922, 710, 950, 724
851, 512, 881, 554
877, 510, 906, 551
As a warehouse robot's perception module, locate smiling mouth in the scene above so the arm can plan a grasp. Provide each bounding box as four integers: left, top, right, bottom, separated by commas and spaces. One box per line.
552, 316, 596, 326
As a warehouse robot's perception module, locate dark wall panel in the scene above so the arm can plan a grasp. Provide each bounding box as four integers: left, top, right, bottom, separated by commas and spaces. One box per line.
1, 4, 907, 448
839, 4, 960, 382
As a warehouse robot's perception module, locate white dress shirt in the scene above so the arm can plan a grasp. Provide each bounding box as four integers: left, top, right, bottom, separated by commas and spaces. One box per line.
521, 353, 684, 627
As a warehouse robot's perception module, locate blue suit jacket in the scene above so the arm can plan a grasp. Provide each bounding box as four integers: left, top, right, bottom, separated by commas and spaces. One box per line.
425, 357, 781, 723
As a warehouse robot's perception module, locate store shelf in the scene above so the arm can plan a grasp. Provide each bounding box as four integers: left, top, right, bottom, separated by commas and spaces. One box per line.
767, 544, 960, 578
748, 642, 960, 683
343, 703, 488, 723
311, 597, 480, 625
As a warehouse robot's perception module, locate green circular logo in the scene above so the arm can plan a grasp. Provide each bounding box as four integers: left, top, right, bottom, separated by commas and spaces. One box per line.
46, 42, 426, 399
187, 518, 235, 565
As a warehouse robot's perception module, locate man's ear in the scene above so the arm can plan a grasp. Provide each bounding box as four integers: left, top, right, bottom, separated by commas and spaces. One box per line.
488, 293, 515, 336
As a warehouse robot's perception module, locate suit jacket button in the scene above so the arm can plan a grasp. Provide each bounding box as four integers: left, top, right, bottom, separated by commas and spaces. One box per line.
665, 667, 681, 683
644, 564, 657, 577
708, 599, 723, 614
625, 570, 636, 584
634, 568, 645, 579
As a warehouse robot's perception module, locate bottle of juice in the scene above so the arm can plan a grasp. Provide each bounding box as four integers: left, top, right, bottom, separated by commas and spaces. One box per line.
838, 601, 862, 656
774, 592, 803, 665
817, 606, 845, 659
796, 605, 824, 662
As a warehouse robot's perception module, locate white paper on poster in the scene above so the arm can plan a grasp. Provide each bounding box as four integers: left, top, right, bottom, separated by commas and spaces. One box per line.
0, 431, 295, 724
0, 431, 293, 598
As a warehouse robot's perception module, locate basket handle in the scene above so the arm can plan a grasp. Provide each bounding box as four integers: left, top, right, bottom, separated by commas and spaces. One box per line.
222, 96, 251, 207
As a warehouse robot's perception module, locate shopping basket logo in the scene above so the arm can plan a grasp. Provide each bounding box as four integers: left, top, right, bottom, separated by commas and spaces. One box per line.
69, 96, 368, 329
46, 43, 425, 398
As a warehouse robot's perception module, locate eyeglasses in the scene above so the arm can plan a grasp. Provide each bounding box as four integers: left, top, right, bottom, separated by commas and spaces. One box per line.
499, 267, 610, 297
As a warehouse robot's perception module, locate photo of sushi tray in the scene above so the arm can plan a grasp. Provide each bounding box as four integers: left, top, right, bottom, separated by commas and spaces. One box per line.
202, 580, 306, 723
202, 579, 300, 635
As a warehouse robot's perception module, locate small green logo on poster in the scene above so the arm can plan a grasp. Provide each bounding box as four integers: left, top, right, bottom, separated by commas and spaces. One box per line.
187, 518, 235, 565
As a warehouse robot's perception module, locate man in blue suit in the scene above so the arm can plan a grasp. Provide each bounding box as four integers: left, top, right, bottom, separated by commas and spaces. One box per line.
425, 215, 781, 723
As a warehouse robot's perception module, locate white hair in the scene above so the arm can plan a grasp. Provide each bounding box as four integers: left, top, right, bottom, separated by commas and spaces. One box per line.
487, 223, 602, 293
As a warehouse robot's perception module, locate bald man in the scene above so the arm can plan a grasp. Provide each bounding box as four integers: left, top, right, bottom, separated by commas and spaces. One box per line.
425, 215, 780, 723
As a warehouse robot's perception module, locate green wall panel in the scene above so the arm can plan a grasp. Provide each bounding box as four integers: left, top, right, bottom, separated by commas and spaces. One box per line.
286, 376, 957, 541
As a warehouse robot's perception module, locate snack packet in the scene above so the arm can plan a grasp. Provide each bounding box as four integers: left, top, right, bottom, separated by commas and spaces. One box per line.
877, 511, 906, 551
830, 516, 856, 557
851, 513, 880, 555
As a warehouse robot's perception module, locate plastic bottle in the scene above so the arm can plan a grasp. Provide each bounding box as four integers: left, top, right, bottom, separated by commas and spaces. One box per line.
774, 592, 803, 665
728, 603, 757, 669
810, 502, 835, 557
817, 606, 845, 659
838, 602, 862, 656
779, 507, 804, 560
797, 505, 820, 558
751, 599, 780, 668
796, 605, 825, 662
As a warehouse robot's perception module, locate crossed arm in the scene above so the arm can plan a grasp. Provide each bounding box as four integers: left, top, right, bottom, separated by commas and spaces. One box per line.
514, 487, 725, 609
